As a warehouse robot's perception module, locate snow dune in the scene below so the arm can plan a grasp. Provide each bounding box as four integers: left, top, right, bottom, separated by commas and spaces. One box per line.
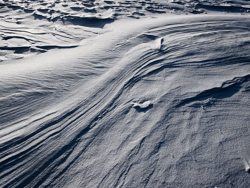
1, 13, 250, 187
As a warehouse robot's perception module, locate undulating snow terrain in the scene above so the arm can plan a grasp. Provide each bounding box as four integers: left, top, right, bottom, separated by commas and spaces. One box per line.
1, 0, 250, 187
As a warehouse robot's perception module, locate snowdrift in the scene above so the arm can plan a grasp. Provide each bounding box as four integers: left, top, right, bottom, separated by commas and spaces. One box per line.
0, 4, 250, 188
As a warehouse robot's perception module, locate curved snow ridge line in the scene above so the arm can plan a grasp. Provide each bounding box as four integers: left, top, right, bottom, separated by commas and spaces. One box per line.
0, 25, 170, 187
1, 15, 250, 187
0, 44, 162, 187
0, 37, 162, 156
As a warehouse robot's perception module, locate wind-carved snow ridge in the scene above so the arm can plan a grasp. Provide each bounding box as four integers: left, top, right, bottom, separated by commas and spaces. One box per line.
0, 15, 250, 187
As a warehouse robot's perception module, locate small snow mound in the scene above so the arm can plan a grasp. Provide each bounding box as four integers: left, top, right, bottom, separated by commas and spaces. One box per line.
132, 101, 152, 109
243, 159, 250, 173
157, 37, 164, 49
152, 37, 164, 50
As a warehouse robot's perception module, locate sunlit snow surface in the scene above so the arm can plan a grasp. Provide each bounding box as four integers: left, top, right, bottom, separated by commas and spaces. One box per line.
1, 0, 250, 187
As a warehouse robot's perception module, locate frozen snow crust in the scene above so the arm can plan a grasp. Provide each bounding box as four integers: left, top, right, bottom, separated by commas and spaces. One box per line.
1, 1, 250, 188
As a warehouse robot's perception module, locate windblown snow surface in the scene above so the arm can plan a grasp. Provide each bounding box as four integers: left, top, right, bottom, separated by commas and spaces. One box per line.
1, 0, 250, 188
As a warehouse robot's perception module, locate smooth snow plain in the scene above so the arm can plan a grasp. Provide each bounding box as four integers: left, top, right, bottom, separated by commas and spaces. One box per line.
1, 0, 250, 188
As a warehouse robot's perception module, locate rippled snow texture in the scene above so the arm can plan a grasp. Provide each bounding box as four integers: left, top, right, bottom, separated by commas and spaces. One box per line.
0, 10, 250, 188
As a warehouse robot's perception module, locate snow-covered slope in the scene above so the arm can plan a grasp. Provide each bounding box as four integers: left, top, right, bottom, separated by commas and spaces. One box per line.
1, 1, 250, 188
